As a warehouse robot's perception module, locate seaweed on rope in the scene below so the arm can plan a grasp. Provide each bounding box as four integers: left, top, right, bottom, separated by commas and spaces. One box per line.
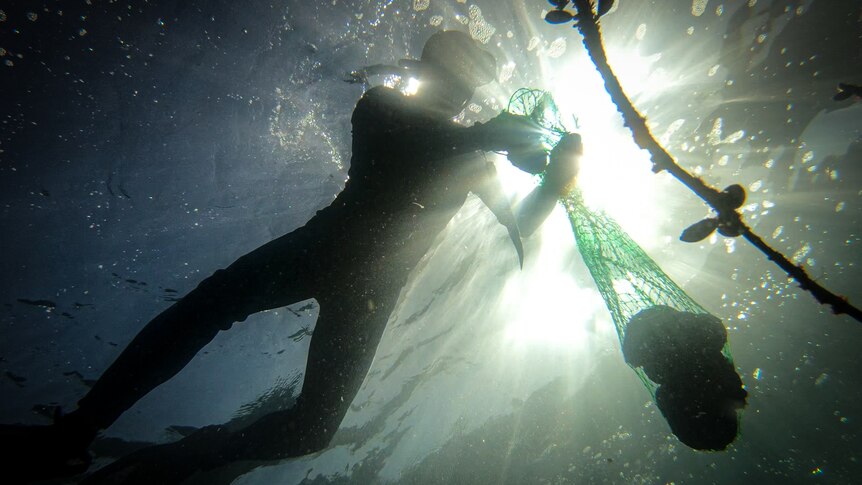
541, 0, 861, 323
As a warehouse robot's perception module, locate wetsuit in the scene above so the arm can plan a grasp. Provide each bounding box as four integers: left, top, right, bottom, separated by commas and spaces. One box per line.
65, 85, 529, 465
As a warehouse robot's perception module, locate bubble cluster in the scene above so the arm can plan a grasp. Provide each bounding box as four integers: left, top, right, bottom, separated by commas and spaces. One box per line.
547, 38, 567, 58
467, 5, 495, 44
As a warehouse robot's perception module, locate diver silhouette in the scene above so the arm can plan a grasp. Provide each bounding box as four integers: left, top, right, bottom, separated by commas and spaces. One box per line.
2, 30, 581, 484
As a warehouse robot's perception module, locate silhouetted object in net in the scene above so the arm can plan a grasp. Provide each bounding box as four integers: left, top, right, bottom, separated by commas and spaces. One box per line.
623, 306, 747, 450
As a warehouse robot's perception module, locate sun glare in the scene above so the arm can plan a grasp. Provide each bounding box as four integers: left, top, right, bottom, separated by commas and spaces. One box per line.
499, 208, 607, 351
495, 48, 673, 252
551, 49, 671, 249
402, 77, 421, 96
489, 43, 679, 350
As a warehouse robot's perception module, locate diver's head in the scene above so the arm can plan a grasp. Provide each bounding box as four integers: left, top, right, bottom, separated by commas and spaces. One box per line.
415, 30, 496, 117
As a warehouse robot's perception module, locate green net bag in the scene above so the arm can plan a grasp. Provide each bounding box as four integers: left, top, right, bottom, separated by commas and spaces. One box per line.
507, 89, 747, 451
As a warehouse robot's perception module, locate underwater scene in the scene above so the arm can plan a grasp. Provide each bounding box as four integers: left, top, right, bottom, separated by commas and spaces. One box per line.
1, 0, 861, 483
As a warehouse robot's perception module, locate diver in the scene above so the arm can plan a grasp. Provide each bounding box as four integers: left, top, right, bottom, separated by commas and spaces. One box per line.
2, 30, 582, 484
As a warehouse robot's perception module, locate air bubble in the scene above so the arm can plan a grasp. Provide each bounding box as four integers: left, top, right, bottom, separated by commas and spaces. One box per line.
725, 130, 744, 143
547, 38, 567, 58
468, 5, 495, 44
725, 239, 736, 254
499, 62, 515, 83
791, 242, 811, 264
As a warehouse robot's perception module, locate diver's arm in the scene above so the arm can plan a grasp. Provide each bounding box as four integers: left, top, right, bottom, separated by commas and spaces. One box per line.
516, 133, 582, 237
422, 111, 546, 160
353, 88, 545, 160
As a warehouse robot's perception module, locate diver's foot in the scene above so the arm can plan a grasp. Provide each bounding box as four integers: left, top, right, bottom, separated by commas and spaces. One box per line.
82, 424, 231, 485
0, 420, 94, 484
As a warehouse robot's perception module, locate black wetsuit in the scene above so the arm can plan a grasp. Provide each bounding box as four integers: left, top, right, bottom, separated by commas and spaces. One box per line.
67, 85, 523, 464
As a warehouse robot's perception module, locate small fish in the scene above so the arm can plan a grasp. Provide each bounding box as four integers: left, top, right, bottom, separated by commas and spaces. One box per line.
289, 326, 313, 342
5, 371, 27, 387
295, 302, 315, 312
834, 83, 862, 101
17, 298, 57, 310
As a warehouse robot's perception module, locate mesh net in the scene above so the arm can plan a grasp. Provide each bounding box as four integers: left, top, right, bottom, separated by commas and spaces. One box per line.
506, 88, 736, 398
561, 190, 719, 394
506, 88, 568, 151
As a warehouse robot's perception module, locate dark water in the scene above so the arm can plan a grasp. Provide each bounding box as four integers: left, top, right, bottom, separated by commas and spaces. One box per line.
1, 0, 861, 483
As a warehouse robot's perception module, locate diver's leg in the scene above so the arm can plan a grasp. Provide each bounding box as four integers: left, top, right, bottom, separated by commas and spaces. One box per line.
66, 231, 318, 434
77, 287, 398, 484
0, 230, 317, 483
225, 288, 396, 460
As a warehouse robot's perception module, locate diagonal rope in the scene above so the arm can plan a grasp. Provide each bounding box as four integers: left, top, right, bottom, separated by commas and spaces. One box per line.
557, 0, 861, 323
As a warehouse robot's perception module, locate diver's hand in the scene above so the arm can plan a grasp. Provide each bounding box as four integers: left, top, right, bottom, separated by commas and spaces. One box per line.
477, 112, 548, 173
480, 112, 545, 152
543, 133, 582, 196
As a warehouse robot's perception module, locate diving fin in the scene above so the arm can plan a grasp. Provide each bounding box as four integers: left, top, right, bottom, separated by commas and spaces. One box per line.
474, 161, 525, 268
